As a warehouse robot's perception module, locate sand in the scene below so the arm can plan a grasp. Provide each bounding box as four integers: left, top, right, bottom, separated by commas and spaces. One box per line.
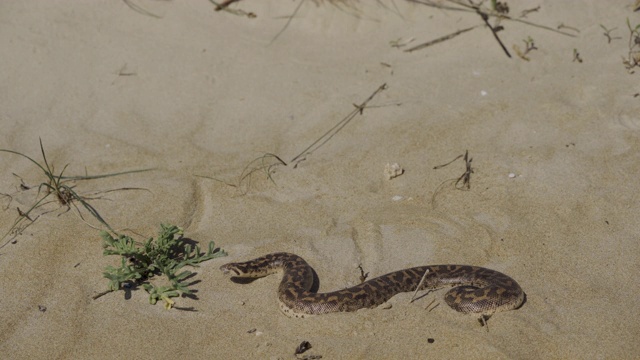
1, 1, 639, 359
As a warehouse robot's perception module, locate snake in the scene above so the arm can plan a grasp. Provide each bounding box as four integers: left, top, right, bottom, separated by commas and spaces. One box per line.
220, 252, 524, 321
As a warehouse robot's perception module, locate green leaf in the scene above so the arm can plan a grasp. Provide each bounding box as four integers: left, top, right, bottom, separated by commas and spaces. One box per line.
174, 270, 192, 281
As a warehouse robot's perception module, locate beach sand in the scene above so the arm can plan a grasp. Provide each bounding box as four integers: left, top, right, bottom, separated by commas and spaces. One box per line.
1, 1, 639, 359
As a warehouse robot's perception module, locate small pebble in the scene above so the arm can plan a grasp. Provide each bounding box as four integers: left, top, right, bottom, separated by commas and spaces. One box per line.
508, 173, 516, 178
384, 163, 404, 180
392, 195, 403, 201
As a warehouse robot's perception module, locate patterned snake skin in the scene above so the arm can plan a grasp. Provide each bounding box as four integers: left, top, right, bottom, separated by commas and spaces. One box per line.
220, 252, 524, 320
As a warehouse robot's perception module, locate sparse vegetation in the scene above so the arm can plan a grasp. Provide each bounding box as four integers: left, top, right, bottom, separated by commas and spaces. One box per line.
513, 36, 537, 61
0, 139, 152, 248
600, 24, 620, 44
198, 83, 389, 194
405, 1, 575, 55
573, 48, 583, 63
100, 224, 227, 309
623, 18, 640, 72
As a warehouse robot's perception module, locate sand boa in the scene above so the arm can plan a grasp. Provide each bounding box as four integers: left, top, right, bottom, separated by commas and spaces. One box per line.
220, 252, 524, 321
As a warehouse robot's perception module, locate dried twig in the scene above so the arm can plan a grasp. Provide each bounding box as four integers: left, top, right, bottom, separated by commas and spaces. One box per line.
270, 0, 306, 44
214, 0, 241, 11
473, 4, 511, 58
405, 25, 480, 53
455, 150, 474, 190
123, 0, 161, 19
407, 0, 576, 56
600, 25, 621, 44
519, 6, 540, 18
289, 83, 388, 166
409, 268, 430, 303
424, 298, 439, 312
434, 150, 473, 189
573, 48, 583, 63
431, 150, 474, 207
557, 23, 580, 34
358, 265, 369, 283
208, 0, 256, 18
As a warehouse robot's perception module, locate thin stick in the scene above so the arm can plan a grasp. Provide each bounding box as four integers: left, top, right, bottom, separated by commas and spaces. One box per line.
270, 0, 306, 45
92, 289, 113, 300
404, 25, 480, 53
123, 0, 162, 19
475, 7, 510, 58
290, 83, 388, 166
480, 315, 490, 331
214, 0, 241, 11
409, 268, 430, 303
433, 154, 464, 170
425, 298, 439, 312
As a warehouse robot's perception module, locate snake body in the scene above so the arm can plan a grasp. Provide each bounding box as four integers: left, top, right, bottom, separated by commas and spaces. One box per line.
220, 252, 524, 320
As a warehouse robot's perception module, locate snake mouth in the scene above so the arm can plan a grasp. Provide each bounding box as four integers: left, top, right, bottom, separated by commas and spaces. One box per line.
220, 265, 240, 276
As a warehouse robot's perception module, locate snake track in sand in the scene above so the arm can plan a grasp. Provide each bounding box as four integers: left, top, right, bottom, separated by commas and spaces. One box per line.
220, 252, 524, 321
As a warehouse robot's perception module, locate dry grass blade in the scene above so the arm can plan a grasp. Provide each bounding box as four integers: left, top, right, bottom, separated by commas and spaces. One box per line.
270, 0, 306, 44
123, 0, 162, 19
195, 153, 287, 194
405, 25, 480, 52
430, 150, 474, 208
410, 268, 430, 303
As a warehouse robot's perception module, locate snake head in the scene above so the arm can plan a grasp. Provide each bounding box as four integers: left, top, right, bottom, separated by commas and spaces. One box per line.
219, 264, 240, 276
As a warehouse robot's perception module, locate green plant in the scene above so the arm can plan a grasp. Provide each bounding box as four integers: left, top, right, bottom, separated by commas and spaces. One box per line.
0, 138, 152, 247
101, 224, 227, 309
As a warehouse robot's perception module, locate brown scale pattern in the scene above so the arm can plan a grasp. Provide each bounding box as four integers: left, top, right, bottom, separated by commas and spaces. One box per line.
220, 253, 524, 319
